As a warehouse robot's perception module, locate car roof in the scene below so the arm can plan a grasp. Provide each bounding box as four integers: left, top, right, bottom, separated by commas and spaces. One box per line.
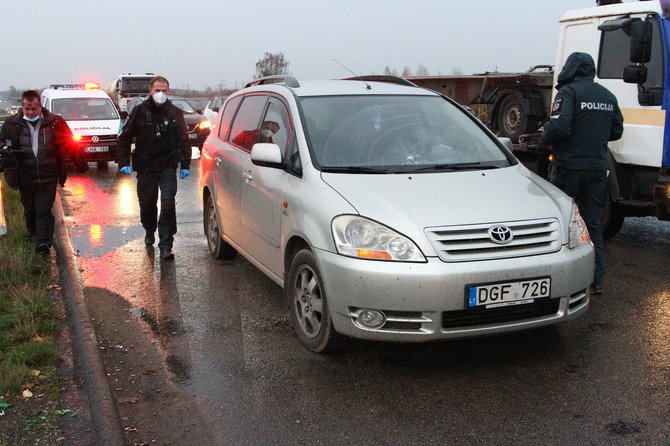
240, 79, 439, 98
42, 88, 110, 99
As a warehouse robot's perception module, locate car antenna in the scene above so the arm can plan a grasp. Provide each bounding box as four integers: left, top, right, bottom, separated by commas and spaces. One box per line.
333, 59, 371, 90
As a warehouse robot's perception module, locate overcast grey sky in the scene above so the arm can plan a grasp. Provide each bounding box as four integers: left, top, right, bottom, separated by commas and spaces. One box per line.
3, 0, 599, 91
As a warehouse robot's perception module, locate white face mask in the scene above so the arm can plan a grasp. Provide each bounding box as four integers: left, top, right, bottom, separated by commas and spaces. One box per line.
152, 91, 167, 105
261, 129, 275, 138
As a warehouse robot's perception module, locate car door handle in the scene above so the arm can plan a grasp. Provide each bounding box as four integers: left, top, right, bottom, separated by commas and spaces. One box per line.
243, 172, 254, 185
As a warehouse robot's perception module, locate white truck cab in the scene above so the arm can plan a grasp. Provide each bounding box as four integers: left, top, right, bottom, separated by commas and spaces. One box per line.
555, 0, 670, 233
41, 83, 122, 167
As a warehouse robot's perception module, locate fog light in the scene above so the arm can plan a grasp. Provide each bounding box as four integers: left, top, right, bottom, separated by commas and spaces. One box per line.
358, 309, 386, 328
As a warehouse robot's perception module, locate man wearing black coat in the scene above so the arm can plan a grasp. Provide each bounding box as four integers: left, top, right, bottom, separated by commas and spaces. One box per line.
542, 52, 624, 295
0, 90, 74, 253
117, 76, 190, 260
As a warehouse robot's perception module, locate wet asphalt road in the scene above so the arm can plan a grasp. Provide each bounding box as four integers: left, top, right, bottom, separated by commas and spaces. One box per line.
60, 159, 670, 446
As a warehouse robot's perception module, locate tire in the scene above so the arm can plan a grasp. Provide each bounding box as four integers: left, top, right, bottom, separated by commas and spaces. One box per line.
204, 194, 237, 259
602, 191, 625, 240
76, 160, 89, 173
497, 95, 529, 143
286, 249, 343, 353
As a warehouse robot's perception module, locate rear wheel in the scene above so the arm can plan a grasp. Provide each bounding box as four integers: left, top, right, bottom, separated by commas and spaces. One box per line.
204, 194, 237, 259
287, 249, 343, 353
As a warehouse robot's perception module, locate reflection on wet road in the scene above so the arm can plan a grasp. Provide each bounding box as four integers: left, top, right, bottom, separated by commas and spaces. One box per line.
60, 161, 670, 445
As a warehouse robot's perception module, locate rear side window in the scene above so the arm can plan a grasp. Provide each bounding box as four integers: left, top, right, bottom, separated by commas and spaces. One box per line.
229, 95, 268, 150
217, 95, 242, 140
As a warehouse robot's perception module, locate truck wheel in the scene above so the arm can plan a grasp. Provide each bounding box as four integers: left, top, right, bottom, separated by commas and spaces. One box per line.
497, 95, 529, 143
602, 192, 625, 240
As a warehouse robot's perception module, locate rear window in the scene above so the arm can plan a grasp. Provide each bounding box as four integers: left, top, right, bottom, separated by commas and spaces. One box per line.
52, 98, 119, 120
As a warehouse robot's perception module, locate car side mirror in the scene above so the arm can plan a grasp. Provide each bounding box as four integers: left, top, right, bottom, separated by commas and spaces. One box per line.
251, 143, 283, 168
623, 65, 648, 84
196, 109, 204, 114
498, 137, 513, 151
630, 19, 652, 64
119, 111, 128, 120
211, 106, 220, 113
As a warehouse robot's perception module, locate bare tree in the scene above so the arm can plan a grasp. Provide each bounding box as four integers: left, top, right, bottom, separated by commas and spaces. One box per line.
401, 66, 412, 77
451, 66, 464, 75
415, 65, 430, 76
254, 52, 290, 79
383, 66, 398, 76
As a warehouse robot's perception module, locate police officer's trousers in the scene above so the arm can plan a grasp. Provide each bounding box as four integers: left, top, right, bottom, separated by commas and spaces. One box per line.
136, 167, 177, 250
551, 168, 607, 287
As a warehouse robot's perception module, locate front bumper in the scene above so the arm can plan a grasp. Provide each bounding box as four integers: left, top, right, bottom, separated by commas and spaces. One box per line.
315, 243, 594, 342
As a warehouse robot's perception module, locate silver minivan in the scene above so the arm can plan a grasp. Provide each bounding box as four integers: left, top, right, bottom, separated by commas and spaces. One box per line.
200, 76, 594, 352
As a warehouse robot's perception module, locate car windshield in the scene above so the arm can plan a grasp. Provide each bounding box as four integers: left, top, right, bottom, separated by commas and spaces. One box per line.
120, 78, 152, 94
170, 98, 196, 114
52, 98, 119, 120
300, 95, 512, 173
185, 98, 209, 110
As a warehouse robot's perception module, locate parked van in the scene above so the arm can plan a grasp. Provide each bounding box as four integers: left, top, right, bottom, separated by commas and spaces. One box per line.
200, 76, 595, 352
41, 83, 122, 168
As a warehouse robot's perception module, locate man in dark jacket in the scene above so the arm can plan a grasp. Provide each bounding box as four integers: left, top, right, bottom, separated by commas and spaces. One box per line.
0, 90, 74, 253
542, 52, 624, 295
117, 76, 190, 260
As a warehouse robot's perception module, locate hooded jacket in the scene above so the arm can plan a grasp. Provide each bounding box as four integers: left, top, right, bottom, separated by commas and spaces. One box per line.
542, 52, 624, 170
117, 96, 190, 172
0, 108, 72, 189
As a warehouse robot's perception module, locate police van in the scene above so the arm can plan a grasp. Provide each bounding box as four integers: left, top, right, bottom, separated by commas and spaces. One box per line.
41, 83, 123, 168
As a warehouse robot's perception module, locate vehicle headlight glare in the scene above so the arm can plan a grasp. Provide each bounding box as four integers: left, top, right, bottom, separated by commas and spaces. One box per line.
332, 215, 425, 262
568, 202, 591, 249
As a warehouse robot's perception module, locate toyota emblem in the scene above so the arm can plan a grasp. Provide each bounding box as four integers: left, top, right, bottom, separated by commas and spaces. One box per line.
91, 136, 99, 143
488, 225, 513, 244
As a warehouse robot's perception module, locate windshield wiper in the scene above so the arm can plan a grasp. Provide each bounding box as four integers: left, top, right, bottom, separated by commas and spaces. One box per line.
403, 162, 504, 173
321, 166, 390, 174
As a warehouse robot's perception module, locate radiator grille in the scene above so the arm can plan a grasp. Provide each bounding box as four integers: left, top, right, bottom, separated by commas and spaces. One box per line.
442, 298, 560, 328
425, 218, 561, 262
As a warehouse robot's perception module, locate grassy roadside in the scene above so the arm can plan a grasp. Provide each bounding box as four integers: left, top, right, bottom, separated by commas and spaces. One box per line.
0, 176, 66, 444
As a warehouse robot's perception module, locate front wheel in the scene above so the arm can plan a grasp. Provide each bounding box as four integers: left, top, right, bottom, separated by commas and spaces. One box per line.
286, 249, 342, 353
602, 192, 625, 240
204, 194, 237, 259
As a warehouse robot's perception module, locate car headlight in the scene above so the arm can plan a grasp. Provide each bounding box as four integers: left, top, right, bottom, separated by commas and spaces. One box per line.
568, 202, 591, 249
332, 215, 425, 262
198, 120, 210, 130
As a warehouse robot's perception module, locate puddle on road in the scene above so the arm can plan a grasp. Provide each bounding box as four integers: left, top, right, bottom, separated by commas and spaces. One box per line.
70, 224, 145, 258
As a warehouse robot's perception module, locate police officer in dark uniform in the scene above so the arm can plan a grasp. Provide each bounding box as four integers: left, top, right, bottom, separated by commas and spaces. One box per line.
542, 52, 624, 294
117, 76, 191, 260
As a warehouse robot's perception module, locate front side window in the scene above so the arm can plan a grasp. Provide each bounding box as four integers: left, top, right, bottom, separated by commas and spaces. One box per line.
300, 95, 512, 173
52, 98, 119, 120
261, 98, 293, 156
229, 95, 268, 151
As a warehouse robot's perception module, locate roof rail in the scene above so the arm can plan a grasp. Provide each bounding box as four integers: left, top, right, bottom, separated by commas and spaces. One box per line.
245, 75, 300, 88
344, 75, 419, 87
